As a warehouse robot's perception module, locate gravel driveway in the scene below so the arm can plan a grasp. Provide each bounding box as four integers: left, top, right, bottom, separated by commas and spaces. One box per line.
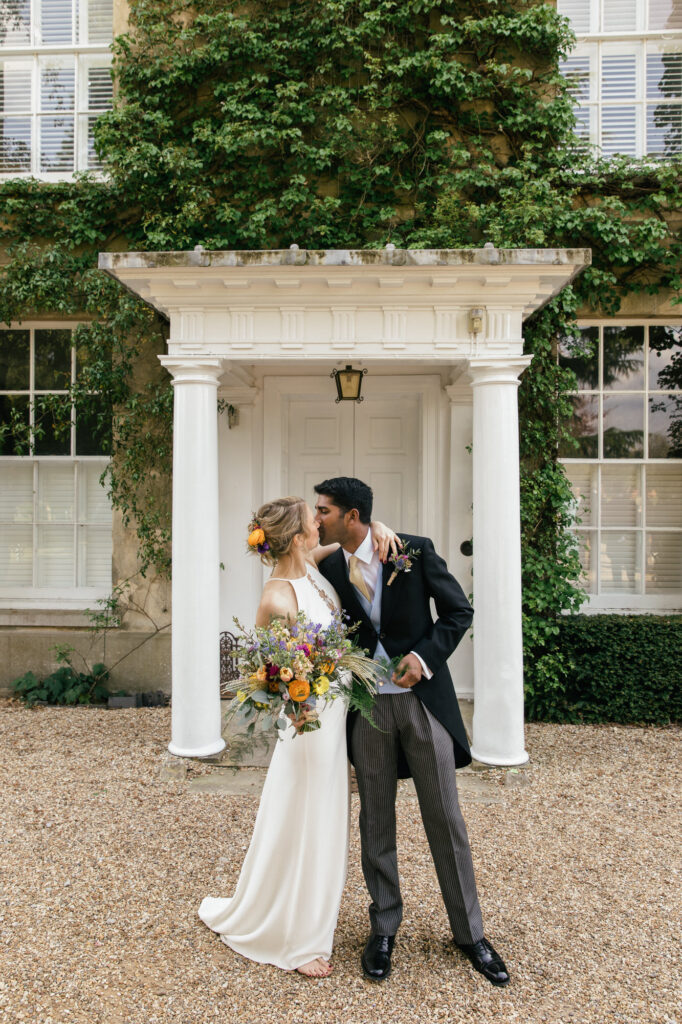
0, 700, 679, 1024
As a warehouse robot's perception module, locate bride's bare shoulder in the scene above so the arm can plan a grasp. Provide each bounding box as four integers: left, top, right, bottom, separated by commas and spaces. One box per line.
256, 580, 297, 627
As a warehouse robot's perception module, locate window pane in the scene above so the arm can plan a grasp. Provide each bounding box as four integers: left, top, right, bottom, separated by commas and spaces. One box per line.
647, 465, 682, 526
648, 0, 682, 30
0, 116, 31, 172
574, 530, 597, 593
0, 0, 30, 44
33, 396, 71, 455
604, 0, 637, 30
0, 328, 29, 389
40, 0, 74, 45
603, 325, 645, 390
87, 0, 113, 43
646, 532, 682, 592
0, 395, 30, 454
564, 463, 598, 525
560, 394, 599, 458
649, 325, 682, 389
602, 464, 642, 525
0, 525, 33, 585
647, 52, 682, 100
557, 0, 591, 32
602, 55, 637, 99
649, 394, 682, 457
39, 115, 75, 172
78, 525, 111, 586
34, 328, 72, 390
77, 461, 110, 523
36, 524, 73, 586
558, 326, 599, 388
37, 462, 73, 521
561, 56, 591, 102
603, 395, 644, 458
602, 107, 638, 156
0, 463, 33, 521
600, 532, 642, 593
647, 102, 682, 157
75, 399, 111, 455
40, 64, 75, 113
0, 61, 32, 114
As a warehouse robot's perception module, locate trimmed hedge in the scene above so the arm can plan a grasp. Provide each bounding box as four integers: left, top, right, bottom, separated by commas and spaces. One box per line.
528, 614, 682, 725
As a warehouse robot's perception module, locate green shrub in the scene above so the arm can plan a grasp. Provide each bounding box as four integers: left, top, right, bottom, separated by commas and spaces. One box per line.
527, 614, 682, 725
12, 663, 110, 707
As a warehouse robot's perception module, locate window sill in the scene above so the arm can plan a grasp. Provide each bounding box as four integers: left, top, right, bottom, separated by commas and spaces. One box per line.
0, 595, 110, 628
573, 593, 682, 613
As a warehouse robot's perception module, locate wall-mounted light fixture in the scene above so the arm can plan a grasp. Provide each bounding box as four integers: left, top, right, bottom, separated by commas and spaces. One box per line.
330, 365, 367, 403
469, 308, 485, 335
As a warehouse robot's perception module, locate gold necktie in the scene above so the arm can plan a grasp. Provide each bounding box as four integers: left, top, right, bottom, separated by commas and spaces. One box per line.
349, 554, 372, 603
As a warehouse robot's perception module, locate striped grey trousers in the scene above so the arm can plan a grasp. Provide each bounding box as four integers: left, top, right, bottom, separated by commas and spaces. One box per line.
351, 691, 484, 944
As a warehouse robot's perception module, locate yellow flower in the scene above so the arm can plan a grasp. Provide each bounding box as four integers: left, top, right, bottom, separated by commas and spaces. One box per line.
236, 690, 248, 703
248, 528, 265, 547
315, 675, 330, 695
319, 661, 335, 675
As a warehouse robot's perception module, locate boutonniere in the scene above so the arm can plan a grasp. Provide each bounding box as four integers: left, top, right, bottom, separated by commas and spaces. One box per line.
387, 544, 421, 586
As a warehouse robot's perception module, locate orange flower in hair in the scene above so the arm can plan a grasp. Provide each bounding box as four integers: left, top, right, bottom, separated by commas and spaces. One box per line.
248, 528, 265, 548
288, 679, 310, 703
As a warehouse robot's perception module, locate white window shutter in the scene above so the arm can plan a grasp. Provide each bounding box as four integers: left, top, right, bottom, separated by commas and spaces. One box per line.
0, 0, 30, 45
86, 0, 112, 43
78, 461, 111, 523
80, 525, 112, 586
37, 463, 74, 523
557, 0, 591, 33
39, 0, 74, 45
600, 532, 641, 593
0, 526, 33, 585
648, 0, 682, 30
646, 466, 682, 527
646, 533, 682, 591
601, 465, 642, 526
604, 0, 637, 30
36, 525, 74, 586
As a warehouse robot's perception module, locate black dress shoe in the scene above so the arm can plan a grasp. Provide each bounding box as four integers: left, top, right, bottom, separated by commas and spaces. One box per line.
456, 937, 510, 986
361, 933, 395, 981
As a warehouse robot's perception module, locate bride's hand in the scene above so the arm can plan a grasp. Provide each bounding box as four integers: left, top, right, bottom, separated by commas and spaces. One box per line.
371, 521, 402, 563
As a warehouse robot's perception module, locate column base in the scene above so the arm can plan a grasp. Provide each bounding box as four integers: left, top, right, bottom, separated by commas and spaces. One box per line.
168, 738, 226, 759
470, 746, 529, 767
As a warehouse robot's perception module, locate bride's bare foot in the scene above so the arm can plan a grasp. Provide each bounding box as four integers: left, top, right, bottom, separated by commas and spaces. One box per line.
296, 958, 332, 978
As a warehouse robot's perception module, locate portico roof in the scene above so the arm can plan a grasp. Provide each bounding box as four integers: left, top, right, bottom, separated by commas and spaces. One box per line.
98, 245, 590, 364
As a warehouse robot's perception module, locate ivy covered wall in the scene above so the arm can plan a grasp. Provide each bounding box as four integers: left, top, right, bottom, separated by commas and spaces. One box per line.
0, 0, 680, 713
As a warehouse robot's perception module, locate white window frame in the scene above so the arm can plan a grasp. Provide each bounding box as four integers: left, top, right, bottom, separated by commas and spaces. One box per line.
560, 319, 682, 612
0, 319, 113, 609
0, 0, 113, 179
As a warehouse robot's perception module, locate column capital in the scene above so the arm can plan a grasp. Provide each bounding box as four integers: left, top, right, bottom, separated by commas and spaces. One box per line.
467, 355, 533, 387
159, 356, 223, 386
444, 382, 471, 406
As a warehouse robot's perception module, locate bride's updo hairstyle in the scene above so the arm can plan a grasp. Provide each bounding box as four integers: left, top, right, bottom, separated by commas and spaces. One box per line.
250, 497, 308, 566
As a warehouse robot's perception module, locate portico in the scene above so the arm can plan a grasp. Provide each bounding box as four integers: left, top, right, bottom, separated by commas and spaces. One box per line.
99, 245, 590, 766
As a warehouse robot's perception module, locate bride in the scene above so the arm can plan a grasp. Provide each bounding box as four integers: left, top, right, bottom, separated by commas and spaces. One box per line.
198, 496, 397, 978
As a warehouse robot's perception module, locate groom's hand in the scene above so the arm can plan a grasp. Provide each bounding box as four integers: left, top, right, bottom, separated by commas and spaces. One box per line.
392, 653, 423, 688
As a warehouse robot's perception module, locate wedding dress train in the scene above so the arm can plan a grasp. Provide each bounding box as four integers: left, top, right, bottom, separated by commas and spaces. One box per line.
198, 565, 350, 970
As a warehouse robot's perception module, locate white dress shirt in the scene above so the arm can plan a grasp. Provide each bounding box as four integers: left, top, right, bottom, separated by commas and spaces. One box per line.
342, 530, 432, 687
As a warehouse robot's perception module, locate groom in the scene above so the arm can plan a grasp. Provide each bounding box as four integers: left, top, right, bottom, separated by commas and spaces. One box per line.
314, 477, 509, 987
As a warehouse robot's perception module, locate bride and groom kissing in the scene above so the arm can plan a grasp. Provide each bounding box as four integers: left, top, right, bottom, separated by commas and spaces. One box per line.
199, 477, 509, 987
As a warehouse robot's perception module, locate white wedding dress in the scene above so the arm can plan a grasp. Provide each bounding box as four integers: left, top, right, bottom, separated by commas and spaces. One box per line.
198, 565, 350, 970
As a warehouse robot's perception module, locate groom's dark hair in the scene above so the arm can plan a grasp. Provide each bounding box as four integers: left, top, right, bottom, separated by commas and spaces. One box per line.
314, 477, 373, 524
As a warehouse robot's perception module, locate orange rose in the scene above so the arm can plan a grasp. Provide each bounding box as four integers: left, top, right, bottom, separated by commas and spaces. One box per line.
248, 528, 265, 547
279, 667, 293, 682
320, 661, 336, 674
255, 665, 267, 682
288, 679, 310, 703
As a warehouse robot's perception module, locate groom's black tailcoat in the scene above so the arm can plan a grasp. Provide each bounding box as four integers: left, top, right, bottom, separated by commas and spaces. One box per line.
318, 533, 473, 774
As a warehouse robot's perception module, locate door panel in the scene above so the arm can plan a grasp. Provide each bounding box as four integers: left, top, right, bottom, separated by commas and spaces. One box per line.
354, 396, 421, 531
287, 400, 354, 501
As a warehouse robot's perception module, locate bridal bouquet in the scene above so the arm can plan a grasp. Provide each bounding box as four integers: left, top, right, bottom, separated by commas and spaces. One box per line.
226, 610, 382, 737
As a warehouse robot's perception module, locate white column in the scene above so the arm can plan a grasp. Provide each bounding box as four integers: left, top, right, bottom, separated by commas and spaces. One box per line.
468, 357, 532, 766
159, 356, 225, 758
